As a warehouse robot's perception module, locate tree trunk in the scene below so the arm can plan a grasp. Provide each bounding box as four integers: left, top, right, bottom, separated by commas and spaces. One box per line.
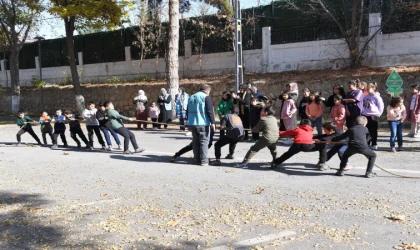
349, 0, 359, 68
168, 0, 180, 119
64, 17, 85, 115
9, 46, 20, 113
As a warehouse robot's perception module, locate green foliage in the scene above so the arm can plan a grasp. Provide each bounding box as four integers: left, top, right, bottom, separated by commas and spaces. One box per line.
62, 71, 72, 85
107, 76, 122, 84
49, 0, 132, 31
139, 76, 150, 82
30, 77, 45, 88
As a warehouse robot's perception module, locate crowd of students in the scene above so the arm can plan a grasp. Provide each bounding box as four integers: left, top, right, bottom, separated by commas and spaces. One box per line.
13, 80, 420, 178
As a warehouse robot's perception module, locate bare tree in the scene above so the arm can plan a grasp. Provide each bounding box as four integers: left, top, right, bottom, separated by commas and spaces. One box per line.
0, 0, 43, 113
283, 0, 396, 68
167, 0, 179, 118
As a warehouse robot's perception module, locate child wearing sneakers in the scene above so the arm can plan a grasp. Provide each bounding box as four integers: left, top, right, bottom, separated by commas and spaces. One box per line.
149, 101, 160, 130
313, 122, 350, 171
96, 103, 121, 150
64, 110, 89, 148
387, 97, 406, 152
269, 119, 327, 170
16, 111, 42, 146
330, 116, 376, 178
236, 107, 279, 169
51, 109, 68, 148
83, 102, 106, 150
39, 111, 54, 146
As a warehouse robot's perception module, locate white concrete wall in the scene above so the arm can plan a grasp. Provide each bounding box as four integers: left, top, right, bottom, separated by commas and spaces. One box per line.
368, 31, 420, 67
268, 39, 350, 72
1, 23, 420, 87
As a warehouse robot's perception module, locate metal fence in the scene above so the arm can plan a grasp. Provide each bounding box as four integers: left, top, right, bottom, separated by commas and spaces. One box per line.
271, 26, 342, 45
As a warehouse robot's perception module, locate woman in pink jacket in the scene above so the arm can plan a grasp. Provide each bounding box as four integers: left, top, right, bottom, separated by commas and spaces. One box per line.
406, 84, 420, 138
280, 91, 297, 145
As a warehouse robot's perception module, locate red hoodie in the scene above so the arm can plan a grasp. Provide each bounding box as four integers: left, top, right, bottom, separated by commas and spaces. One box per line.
279, 124, 314, 144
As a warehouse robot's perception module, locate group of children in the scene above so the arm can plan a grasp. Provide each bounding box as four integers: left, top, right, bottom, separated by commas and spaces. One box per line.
16, 102, 122, 151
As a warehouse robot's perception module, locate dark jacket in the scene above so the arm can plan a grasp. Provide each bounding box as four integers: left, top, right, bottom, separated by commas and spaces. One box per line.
331, 125, 370, 149
65, 115, 83, 132
299, 97, 310, 119
221, 114, 244, 140
234, 91, 251, 116
16, 116, 33, 129
313, 130, 348, 144
249, 103, 263, 125
53, 115, 66, 131
96, 110, 110, 128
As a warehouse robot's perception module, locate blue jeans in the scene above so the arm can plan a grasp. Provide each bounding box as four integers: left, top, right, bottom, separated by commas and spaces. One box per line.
102, 127, 121, 146
191, 126, 210, 164
310, 117, 323, 135
388, 120, 403, 148
327, 145, 348, 164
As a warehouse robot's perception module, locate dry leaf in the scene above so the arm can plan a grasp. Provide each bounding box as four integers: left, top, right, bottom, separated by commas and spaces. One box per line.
199, 188, 208, 192
225, 169, 235, 173
252, 187, 265, 194
63, 152, 70, 155
388, 215, 405, 221
166, 220, 180, 227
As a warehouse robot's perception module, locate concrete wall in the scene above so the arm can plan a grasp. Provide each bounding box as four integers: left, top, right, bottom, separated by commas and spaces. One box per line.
1, 13, 420, 87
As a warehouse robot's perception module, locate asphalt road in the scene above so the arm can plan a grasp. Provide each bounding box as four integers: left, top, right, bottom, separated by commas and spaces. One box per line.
1, 124, 419, 249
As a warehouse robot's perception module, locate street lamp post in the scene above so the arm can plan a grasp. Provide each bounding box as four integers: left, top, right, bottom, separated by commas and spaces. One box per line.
35, 36, 45, 111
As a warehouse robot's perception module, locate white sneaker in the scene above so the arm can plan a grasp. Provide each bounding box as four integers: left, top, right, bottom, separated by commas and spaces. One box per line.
370, 145, 377, 150
185, 132, 192, 136
117, 144, 122, 150
106, 146, 112, 151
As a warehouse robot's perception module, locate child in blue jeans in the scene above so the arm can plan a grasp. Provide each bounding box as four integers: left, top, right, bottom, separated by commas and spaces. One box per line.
386, 97, 407, 152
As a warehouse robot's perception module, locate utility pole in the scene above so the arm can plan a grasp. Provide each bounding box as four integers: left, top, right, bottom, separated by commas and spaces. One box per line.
234, 0, 243, 92
35, 36, 45, 111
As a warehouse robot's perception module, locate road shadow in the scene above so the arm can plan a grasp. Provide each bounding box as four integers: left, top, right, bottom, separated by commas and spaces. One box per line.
0, 192, 96, 249
110, 154, 199, 166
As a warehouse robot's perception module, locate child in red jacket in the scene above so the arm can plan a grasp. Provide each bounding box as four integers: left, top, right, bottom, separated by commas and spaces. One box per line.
269, 119, 327, 169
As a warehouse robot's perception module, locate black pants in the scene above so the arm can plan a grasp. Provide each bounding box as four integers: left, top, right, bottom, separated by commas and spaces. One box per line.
151, 118, 158, 128
365, 116, 378, 146
53, 130, 67, 145
115, 127, 138, 151
17, 126, 40, 143
42, 131, 54, 144
251, 121, 260, 140
70, 129, 89, 146
214, 136, 240, 159
273, 143, 327, 166
87, 125, 105, 147
174, 140, 213, 158
339, 147, 376, 173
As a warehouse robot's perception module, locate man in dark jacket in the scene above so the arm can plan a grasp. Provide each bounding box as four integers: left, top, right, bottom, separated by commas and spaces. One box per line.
232, 84, 251, 140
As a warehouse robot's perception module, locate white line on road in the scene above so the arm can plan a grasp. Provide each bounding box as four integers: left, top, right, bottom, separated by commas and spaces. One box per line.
206, 231, 296, 249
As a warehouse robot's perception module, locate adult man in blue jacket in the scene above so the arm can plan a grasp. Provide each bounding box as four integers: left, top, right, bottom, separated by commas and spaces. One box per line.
187, 85, 216, 166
